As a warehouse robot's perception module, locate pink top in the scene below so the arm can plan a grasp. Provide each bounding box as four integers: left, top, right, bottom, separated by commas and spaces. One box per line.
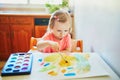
40, 32, 71, 53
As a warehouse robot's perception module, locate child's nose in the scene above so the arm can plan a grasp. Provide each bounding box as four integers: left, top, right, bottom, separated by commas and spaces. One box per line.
60, 32, 65, 36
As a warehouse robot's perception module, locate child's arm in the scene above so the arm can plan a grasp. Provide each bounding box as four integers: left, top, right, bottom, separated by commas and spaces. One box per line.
36, 40, 59, 51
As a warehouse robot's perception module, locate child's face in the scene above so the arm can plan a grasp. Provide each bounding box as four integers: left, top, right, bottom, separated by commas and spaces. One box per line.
51, 20, 70, 40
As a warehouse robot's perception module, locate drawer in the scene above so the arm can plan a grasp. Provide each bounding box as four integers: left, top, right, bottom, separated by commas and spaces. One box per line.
34, 18, 49, 26
0, 16, 9, 23
9, 16, 33, 25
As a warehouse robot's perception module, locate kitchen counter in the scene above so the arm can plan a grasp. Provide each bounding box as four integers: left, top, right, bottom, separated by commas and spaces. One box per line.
0, 11, 51, 16
0, 11, 73, 17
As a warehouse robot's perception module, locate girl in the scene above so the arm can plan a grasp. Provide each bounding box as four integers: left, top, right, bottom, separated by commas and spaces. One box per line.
36, 10, 72, 53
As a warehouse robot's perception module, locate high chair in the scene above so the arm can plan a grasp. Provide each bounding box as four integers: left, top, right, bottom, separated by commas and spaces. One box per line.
30, 37, 83, 52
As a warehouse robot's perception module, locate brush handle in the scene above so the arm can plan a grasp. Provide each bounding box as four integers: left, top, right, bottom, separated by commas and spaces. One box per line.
58, 52, 68, 63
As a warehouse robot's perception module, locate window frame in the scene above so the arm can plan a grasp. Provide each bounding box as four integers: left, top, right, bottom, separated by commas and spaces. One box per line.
0, 0, 63, 12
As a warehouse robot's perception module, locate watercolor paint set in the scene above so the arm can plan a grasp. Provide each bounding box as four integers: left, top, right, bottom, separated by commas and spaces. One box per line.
1, 52, 33, 76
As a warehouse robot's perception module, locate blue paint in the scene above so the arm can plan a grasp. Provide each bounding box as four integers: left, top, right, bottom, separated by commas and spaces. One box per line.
38, 58, 42, 62
7, 64, 14, 67
67, 67, 73, 70
64, 73, 76, 76
44, 63, 50, 66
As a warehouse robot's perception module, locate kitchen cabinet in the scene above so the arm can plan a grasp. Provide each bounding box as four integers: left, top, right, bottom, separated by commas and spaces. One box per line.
34, 16, 50, 38
35, 26, 47, 38
0, 16, 11, 60
0, 15, 34, 60
9, 16, 34, 53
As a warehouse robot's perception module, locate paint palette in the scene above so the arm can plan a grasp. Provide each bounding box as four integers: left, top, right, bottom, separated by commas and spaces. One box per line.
1, 52, 33, 76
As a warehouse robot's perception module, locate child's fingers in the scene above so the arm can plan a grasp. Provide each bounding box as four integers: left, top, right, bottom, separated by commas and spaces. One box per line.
52, 42, 59, 51
54, 42, 59, 51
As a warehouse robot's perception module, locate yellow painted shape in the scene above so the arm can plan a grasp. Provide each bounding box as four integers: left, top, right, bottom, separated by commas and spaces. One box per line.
84, 54, 90, 60
61, 69, 66, 73
59, 54, 76, 67
44, 54, 60, 62
48, 71, 58, 76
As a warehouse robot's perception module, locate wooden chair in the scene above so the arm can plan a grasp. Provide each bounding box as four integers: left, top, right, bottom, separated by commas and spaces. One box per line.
30, 37, 83, 52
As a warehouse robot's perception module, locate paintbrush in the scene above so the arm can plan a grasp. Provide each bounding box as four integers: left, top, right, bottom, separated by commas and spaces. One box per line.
58, 52, 68, 63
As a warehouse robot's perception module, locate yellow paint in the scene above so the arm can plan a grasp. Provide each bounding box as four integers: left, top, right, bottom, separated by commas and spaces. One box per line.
59, 54, 76, 67
84, 54, 90, 60
61, 69, 66, 73
44, 54, 60, 62
48, 71, 58, 76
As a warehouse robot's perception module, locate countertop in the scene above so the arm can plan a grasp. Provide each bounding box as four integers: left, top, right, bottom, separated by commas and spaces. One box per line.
0, 11, 74, 17
0, 11, 51, 16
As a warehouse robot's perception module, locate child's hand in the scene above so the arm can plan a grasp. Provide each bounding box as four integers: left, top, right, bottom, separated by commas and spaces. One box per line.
49, 41, 59, 51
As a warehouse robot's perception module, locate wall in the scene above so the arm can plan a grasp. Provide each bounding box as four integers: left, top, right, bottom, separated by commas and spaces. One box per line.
74, 0, 120, 77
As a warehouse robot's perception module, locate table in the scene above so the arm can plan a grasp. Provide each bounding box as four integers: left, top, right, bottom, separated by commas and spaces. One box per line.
0, 50, 120, 80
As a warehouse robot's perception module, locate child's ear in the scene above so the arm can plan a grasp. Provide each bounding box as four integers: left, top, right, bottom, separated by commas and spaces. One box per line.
69, 27, 72, 33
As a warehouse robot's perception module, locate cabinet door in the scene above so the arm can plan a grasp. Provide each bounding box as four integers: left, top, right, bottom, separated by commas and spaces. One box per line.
0, 24, 11, 60
35, 26, 47, 38
34, 17, 49, 38
11, 25, 34, 52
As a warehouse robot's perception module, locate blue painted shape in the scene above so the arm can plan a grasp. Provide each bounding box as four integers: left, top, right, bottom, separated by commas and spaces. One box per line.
64, 73, 76, 76
67, 67, 73, 70
44, 63, 50, 67
38, 58, 42, 62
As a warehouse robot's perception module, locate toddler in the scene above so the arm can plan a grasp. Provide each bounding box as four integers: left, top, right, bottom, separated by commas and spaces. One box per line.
36, 10, 72, 53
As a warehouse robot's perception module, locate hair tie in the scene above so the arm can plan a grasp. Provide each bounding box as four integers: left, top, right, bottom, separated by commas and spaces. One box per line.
53, 16, 59, 21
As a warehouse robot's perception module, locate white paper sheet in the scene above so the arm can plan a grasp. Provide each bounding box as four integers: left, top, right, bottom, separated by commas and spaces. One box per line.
32, 51, 109, 80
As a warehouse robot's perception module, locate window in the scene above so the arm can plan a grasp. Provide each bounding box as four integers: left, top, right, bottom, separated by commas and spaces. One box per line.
0, 0, 72, 13
0, 0, 62, 4
30, 0, 62, 4
0, 0, 27, 4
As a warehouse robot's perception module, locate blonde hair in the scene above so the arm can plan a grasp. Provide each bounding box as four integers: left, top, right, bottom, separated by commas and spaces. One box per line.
47, 10, 72, 33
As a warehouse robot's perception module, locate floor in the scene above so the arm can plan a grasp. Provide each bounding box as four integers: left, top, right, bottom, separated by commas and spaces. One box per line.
0, 61, 6, 75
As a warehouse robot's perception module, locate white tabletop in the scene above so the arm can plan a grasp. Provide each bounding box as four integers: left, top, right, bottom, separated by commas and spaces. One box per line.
1, 50, 120, 80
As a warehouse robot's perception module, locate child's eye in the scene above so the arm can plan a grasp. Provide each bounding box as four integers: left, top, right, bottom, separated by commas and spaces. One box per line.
64, 30, 68, 32
57, 30, 61, 32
